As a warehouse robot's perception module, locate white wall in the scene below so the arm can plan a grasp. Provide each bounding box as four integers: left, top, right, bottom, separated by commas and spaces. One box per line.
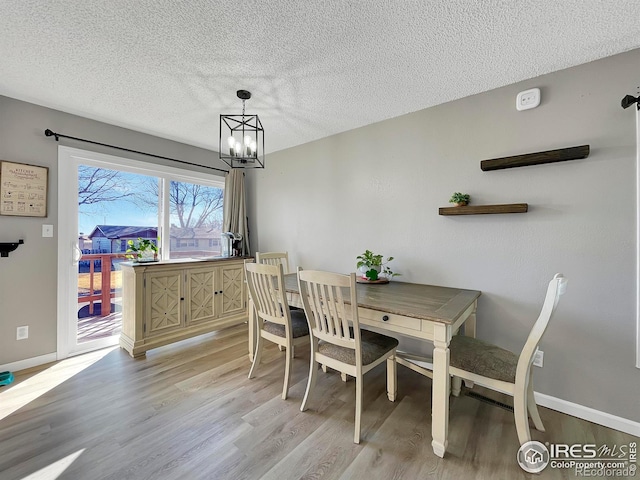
247, 49, 640, 422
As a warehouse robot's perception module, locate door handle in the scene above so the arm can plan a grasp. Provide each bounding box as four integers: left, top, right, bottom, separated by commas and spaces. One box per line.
72, 243, 82, 265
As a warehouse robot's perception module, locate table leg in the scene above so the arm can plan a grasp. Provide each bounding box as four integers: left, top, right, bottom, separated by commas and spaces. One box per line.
248, 298, 256, 362
463, 300, 477, 389
451, 376, 462, 397
431, 323, 450, 458
387, 355, 397, 401
464, 300, 477, 338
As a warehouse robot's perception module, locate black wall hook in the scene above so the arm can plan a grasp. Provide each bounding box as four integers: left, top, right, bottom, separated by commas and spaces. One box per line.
0, 239, 24, 257
621, 95, 640, 110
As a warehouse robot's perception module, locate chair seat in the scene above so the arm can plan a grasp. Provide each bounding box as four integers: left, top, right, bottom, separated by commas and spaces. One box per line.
449, 335, 518, 383
263, 310, 310, 338
318, 329, 399, 366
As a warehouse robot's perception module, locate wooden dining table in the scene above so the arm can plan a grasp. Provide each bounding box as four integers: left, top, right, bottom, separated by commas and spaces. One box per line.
247, 273, 481, 458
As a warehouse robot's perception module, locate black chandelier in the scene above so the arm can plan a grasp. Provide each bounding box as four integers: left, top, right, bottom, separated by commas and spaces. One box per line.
219, 90, 265, 169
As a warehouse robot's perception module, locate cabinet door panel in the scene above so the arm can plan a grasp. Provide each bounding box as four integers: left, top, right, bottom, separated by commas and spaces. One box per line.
187, 267, 217, 324
145, 270, 183, 336
220, 263, 245, 316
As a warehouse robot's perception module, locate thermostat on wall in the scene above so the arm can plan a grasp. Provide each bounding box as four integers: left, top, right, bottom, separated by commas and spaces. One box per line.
516, 88, 541, 111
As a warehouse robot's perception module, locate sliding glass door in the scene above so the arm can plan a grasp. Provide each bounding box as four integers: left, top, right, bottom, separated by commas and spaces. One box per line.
57, 146, 224, 358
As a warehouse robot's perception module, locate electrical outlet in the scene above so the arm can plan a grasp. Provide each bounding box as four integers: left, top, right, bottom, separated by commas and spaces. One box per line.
533, 350, 544, 367
16, 326, 29, 340
516, 88, 541, 111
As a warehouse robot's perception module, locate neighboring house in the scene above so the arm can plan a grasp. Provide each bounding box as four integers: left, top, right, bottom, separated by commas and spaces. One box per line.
86, 224, 222, 256
169, 225, 222, 257
88, 225, 158, 253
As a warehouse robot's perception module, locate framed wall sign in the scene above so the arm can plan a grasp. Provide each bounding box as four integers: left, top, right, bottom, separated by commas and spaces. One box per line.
0, 161, 49, 217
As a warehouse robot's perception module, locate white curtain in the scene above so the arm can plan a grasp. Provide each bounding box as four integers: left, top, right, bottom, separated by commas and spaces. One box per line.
223, 169, 250, 255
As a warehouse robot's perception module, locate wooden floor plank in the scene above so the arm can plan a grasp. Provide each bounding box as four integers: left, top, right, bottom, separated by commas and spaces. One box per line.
0, 324, 637, 480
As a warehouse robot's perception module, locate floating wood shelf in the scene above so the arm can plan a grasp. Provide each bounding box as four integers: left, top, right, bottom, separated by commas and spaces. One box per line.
439, 204, 528, 215
480, 145, 589, 171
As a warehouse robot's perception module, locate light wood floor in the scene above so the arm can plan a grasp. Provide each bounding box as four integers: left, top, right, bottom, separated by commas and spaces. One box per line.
77, 310, 122, 343
0, 324, 636, 480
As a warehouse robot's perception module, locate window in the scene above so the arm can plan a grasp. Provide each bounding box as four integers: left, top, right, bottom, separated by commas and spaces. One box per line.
168, 180, 223, 259
77, 165, 224, 261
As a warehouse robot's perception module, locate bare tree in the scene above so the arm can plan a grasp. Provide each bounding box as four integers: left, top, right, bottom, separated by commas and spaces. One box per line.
78, 166, 133, 205
170, 181, 223, 228
139, 179, 224, 228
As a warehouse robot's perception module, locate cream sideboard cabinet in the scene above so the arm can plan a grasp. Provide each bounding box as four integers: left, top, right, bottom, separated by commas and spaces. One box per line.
120, 257, 250, 357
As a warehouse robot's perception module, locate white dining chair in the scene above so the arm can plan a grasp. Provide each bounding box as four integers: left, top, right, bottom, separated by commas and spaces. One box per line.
297, 268, 399, 444
448, 273, 567, 446
245, 262, 309, 400
256, 251, 296, 353
255, 251, 291, 273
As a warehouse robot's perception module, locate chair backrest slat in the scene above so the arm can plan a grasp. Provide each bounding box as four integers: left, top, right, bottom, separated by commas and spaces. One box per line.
256, 252, 290, 274
245, 262, 289, 327
298, 269, 359, 352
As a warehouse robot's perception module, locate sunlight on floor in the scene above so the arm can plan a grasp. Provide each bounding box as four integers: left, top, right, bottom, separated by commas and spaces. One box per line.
0, 347, 117, 421
20, 449, 85, 480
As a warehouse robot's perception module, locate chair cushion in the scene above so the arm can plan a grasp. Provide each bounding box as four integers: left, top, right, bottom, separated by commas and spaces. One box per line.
449, 335, 518, 383
262, 309, 309, 338
318, 329, 399, 366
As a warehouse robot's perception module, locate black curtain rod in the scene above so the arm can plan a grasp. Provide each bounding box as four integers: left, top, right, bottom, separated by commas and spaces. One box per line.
44, 129, 228, 174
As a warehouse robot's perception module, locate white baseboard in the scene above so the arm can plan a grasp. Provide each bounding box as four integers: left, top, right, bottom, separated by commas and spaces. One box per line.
0, 353, 58, 374
535, 392, 640, 437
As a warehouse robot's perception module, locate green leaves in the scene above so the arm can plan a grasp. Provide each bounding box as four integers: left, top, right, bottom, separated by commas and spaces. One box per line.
126, 237, 158, 259
449, 192, 470, 204
356, 249, 384, 268
356, 249, 400, 278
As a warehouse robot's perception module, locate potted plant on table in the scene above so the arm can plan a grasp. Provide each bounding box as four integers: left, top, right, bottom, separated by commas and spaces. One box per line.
449, 192, 470, 207
126, 237, 159, 262
356, 249, 400, 282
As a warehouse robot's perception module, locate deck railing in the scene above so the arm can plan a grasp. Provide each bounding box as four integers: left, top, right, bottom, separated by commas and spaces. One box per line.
78, 253, 128, 316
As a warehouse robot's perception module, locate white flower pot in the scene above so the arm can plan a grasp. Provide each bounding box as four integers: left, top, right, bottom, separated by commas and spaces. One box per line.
359, 265, 381, 278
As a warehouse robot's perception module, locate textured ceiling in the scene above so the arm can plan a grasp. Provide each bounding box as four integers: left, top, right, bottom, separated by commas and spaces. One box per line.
1, 1, 640, 155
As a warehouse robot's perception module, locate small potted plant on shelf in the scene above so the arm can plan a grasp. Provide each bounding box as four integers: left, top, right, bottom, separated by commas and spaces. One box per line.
126, 237, 159, 262
356, 249, 400, 282
449, 192, 470, 207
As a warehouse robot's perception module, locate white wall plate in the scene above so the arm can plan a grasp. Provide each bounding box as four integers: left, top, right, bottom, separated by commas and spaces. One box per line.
516, 88, 541, 111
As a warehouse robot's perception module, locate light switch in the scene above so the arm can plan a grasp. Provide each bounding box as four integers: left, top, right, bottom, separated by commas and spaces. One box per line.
42, 224, 54, 237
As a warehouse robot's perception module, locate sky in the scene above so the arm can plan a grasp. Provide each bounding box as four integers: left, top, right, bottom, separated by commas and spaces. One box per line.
78, 170, 158, 235
78, 168, 223, 236
79, 197, 158, 235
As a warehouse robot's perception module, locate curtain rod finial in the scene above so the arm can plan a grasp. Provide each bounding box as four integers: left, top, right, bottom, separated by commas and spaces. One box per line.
44, 129, 59, 141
